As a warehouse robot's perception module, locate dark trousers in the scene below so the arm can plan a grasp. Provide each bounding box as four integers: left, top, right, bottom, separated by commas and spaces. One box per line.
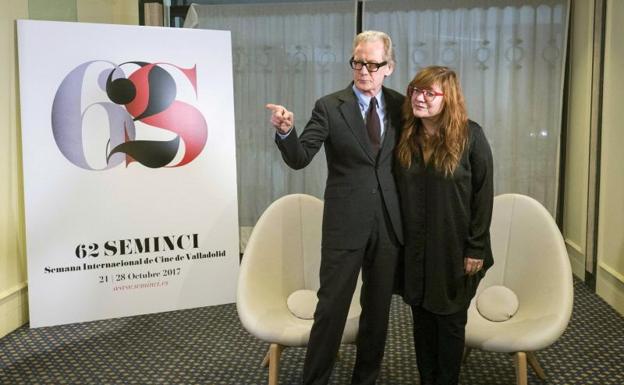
302, 198, 400, 385
410, 305, 468, 385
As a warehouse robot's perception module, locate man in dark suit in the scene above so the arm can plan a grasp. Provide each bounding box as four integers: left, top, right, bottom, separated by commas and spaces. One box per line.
266, 30, 404, 385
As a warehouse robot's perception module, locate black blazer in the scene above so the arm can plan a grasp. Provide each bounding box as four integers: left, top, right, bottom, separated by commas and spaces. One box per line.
276, 84, 404, 249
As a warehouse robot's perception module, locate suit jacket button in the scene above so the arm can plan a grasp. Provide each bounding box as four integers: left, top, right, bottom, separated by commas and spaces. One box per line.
372, 188, 377, 194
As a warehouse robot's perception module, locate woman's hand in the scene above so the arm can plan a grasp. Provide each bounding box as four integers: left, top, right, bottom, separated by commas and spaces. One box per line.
464, 257, 483, 275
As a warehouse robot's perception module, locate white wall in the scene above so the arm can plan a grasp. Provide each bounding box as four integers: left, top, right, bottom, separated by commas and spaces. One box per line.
0, 0, 29, 339
596, 0, 624, 316
563, 0, 624, 316
563, 0, 592, 279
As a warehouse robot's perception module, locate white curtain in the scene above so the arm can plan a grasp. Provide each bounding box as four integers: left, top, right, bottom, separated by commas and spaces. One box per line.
184, 2, 355, 244
185, 0, 569, 248
364, 0, 569, 215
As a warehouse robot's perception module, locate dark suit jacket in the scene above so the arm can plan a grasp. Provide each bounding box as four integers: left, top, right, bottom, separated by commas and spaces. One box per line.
276, 84, 404, 249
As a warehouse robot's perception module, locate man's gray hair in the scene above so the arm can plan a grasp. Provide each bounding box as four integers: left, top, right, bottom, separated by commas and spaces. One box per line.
352, 30, 395, 67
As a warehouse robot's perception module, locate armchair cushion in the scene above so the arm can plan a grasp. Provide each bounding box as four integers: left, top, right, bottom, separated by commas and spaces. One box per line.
476, 285, 519, 322
287, 289, 318, 320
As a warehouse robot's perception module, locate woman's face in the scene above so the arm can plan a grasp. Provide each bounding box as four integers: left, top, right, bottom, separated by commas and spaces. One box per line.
411, 82, 444, 119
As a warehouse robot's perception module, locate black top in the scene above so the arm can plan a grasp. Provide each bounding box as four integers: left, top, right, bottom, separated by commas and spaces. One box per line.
396, 120, 494, 315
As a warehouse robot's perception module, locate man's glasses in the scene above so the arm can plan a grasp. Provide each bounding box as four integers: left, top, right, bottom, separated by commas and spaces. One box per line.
410, 87, 444, 102
349, 57, 388, 73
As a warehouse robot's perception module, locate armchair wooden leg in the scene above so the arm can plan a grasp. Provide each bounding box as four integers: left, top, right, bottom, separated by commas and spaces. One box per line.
261, 349, 270, 367
267, 343, 285, 385
514, 352, 528, 385
527, 351, 546, 380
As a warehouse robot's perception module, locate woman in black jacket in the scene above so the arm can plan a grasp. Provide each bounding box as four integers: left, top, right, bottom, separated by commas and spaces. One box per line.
395, 66, 494, 385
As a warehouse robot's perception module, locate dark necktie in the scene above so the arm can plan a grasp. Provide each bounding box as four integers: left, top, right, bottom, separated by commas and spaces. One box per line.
366, 97, 381, 154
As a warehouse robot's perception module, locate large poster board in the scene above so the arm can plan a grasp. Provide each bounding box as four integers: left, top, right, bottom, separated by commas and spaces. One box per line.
17, 20, 239, 327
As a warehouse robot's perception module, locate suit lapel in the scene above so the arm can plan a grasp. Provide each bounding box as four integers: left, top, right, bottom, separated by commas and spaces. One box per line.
378, 87, 401, 163
337, 86, 377, 162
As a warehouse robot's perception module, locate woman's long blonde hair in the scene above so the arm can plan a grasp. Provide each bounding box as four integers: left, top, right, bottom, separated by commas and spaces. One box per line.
396, 66, 468, 176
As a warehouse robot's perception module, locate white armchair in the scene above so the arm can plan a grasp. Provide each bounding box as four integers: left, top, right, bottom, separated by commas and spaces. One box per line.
465, 193, 574, 385
237, 194, 362, 385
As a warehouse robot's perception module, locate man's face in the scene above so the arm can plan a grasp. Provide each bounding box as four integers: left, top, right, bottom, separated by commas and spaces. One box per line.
352, 40, 393, 97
